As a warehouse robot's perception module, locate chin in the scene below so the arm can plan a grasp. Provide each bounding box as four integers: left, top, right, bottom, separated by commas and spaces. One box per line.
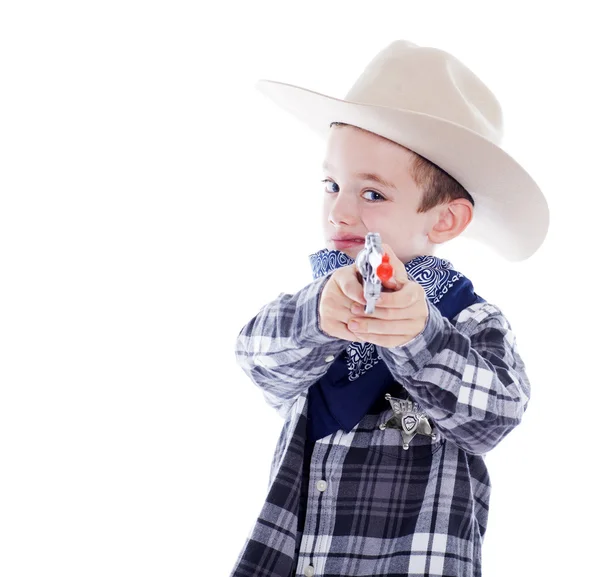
341, 246, 361, 258
326, 241, 360, 258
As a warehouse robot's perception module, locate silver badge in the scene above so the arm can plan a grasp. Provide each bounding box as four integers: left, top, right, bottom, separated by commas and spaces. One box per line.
379, 393, 437, 450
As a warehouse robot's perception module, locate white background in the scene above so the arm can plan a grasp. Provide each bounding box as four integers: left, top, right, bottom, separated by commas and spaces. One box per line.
1, 1, 598, 576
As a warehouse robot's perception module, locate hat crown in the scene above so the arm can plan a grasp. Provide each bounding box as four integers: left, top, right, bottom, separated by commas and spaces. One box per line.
345, 41, 504, 144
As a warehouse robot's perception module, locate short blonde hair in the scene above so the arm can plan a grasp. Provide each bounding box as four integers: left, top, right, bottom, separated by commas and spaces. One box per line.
330, 122, 475, 213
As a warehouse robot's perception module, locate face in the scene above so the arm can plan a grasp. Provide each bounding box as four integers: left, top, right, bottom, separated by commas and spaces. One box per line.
322, 125, 445, 263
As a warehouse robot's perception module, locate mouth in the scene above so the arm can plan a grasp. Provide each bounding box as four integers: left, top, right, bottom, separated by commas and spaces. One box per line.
331, 237, 365, 250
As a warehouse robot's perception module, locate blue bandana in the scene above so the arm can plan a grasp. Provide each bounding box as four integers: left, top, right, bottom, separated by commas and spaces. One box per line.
306, 248, 486, 442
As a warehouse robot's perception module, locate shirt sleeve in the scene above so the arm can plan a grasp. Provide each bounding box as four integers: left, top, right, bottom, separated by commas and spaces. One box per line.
376, 299, 531, 456
235, 272, 347, 418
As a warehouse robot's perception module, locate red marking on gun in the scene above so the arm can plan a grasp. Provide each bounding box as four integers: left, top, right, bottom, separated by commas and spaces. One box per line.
376, 253, 394, 283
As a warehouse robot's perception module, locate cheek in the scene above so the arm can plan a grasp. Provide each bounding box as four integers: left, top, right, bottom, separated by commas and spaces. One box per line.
361, 206, 401, 231
364, 209, 420, 243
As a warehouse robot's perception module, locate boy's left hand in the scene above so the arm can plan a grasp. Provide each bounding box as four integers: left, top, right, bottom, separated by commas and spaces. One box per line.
348, 243, 429, 347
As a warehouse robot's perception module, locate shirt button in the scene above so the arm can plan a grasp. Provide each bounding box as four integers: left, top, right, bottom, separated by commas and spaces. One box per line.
316, 480, 327, 492
325, 354, 335, 362
304, 565, 315, 577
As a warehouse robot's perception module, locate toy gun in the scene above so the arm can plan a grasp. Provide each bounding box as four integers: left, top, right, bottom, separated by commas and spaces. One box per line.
355, 232, 394, 314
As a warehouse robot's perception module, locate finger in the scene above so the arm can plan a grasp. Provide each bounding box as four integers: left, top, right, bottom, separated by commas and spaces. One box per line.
375, 281, 422, 309
326, 270, 364, 304
340, 323, 365, 342
323, 294, 362, 325
348, 317, 424, 336
351, 332, 415, 347
324, 314, 367, 342
380, 243, 409, 286
348, 301, 414, 320
381, 276, 400, 291
321, 281, 369, 326
337, 266, 368, 305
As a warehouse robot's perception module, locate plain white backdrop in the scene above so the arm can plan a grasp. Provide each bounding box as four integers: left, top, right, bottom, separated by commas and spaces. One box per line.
1, 1, 598, 576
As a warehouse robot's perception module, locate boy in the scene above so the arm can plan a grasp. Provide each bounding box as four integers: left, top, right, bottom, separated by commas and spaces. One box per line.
229, 40, 549, 577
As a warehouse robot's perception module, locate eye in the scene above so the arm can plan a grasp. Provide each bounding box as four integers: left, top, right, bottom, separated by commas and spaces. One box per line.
321, 179, 386, 202
321, 179, 339, 193
362, 190, 385, 202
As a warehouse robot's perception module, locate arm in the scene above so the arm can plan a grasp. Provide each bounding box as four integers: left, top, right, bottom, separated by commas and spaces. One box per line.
376, 300, 531, 456
235, 273, 347, 418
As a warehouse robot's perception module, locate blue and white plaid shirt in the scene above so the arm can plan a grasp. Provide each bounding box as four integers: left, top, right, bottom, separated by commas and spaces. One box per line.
229, 256, 530, 577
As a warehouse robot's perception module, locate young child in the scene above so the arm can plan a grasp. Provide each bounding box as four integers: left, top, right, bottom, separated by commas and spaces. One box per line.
229, 40, 549, 577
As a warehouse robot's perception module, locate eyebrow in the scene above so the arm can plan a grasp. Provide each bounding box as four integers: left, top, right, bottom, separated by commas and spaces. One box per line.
322, 162, 397, 191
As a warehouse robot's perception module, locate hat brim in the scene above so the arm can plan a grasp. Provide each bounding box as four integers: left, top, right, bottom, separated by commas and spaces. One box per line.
256, 79, 549, 262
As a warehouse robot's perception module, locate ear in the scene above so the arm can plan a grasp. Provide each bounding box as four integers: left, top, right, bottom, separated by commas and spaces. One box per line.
428, 199, 473, 244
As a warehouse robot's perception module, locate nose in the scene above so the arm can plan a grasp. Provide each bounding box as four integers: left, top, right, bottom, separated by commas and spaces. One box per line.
328, 191, 359, 227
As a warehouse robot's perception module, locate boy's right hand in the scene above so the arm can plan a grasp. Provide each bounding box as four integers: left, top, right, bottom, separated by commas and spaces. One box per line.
318, 265, 368, 341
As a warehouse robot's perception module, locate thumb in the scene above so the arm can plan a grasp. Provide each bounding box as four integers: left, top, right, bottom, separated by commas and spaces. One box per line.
381, 275, 398, 290
379, 243, 408, 290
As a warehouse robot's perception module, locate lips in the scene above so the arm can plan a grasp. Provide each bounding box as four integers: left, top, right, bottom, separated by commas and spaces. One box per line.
331, 235, 365, 250
331, 234, 365, 242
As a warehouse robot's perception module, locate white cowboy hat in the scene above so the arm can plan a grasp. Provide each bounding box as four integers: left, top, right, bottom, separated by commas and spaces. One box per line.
255, 40, 549, 262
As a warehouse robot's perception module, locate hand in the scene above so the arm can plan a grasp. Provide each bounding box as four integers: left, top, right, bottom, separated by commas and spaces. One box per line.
346, 243, 429, 347
318, 258, 369, 342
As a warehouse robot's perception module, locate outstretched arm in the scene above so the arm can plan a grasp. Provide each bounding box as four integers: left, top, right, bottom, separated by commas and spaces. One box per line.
376, 300, 531, 456
235, 273, 346, 417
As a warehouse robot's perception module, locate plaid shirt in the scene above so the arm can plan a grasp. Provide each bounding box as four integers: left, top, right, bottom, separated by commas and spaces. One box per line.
230, 271, 530, 577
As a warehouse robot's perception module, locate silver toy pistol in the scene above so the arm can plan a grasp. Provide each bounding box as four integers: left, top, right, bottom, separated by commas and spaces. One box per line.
355, 232, 394, 314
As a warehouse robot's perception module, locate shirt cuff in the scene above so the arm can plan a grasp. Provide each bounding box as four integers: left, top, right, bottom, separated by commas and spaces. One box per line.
295, 272, 345, 347
376, 298, 446, 378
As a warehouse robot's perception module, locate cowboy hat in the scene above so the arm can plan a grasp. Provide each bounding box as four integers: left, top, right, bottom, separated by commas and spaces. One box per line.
255, 40, 549, 262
